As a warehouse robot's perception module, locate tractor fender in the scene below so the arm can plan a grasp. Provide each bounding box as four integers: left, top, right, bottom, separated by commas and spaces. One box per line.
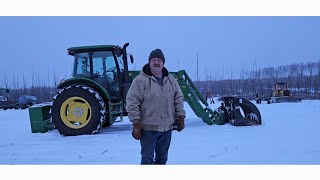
57, 77, 111, 102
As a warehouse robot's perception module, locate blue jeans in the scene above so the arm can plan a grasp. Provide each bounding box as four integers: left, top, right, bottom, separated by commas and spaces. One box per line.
140, 130, 172, 165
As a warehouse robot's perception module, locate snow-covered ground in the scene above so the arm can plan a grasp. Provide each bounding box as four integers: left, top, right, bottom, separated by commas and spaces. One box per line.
1, 99, 320, 165
1, 99, 320, 179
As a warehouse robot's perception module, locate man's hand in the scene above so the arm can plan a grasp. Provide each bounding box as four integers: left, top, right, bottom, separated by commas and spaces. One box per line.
132, 122, 141, 140
173, 116, 185, 132
177, 115, 185, 131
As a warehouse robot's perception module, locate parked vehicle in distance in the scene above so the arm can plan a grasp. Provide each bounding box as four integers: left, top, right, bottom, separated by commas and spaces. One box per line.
0, 96, 8, 102
270, 82, 302, 103
255, 82, 302, 104
1, 88, 38, 110
0, 88, 19, 110
18, 95, 38, 109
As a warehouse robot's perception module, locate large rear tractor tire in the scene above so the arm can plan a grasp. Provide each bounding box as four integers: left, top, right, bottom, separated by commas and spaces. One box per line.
51, 85, 106, 136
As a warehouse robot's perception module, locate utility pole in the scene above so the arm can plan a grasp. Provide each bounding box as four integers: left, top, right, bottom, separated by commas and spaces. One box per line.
197, 52, 199, 86
205, 64, 207, 90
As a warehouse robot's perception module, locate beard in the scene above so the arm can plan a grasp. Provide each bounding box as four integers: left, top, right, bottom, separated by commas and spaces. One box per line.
150, 64, 163, 74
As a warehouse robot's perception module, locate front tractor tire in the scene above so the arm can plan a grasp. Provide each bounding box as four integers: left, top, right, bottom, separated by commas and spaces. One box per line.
51, 85, 106, 136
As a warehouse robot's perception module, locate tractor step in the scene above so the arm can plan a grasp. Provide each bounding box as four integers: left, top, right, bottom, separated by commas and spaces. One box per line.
108, 101, 123, 123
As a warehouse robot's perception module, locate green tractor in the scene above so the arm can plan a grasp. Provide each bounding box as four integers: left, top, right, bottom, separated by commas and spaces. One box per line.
45, 43, 262, 136
50, 43, 134, 136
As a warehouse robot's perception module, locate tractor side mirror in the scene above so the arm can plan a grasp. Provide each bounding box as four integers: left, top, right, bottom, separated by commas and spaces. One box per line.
130, 54, 134, 63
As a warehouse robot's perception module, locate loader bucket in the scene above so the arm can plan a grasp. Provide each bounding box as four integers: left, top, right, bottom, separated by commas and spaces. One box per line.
221, 97, 262, 126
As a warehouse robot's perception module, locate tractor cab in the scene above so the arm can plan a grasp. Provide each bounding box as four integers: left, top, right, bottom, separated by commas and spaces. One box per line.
68, 44, 133, 100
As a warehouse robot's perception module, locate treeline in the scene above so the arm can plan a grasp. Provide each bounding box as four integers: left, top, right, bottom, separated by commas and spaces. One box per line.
7, 86, 58, 102
199, 60, 320, 100
1, 72, 60, 103
2, 60, 320, 103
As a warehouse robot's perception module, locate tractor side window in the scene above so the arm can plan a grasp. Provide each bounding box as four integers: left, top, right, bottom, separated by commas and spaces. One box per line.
74, 53, 90, 77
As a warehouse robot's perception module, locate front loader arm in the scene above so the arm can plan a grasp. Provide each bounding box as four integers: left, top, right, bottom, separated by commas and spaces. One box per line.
170, 70, 225, 125
170, 70, 262, 126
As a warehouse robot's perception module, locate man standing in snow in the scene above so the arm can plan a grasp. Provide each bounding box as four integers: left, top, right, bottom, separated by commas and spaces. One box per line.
126, 49, 186, 165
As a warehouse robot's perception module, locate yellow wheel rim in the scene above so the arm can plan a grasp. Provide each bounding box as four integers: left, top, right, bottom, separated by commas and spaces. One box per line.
60, 96, 92, 129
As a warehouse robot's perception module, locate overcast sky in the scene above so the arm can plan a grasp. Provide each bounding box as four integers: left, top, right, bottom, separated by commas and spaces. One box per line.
1, 16, 320, 86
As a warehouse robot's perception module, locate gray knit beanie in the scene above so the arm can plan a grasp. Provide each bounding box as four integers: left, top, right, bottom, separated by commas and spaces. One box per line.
148, 49, 165, 64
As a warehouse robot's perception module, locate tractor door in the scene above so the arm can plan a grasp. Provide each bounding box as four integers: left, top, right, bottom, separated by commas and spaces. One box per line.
92, 51, 121, 100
